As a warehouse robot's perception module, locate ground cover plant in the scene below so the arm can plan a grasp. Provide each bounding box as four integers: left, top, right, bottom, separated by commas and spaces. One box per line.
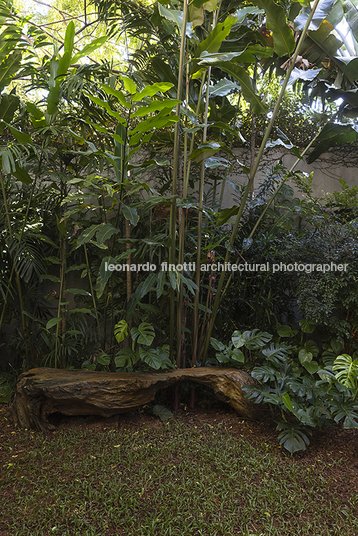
1, 402, 358, 536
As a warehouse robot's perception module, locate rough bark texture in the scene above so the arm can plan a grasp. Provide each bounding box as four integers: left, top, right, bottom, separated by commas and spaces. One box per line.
11, 367, 260, 430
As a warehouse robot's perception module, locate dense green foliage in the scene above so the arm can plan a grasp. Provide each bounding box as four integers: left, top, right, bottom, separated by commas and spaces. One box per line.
1, 0, 358, 451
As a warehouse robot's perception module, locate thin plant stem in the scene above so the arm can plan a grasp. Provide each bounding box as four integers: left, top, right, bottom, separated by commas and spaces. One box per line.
169, 0, 188, 362
192, 65, 212, 365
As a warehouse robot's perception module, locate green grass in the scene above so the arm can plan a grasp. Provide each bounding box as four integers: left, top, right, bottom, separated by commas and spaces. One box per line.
1, 417, 357, 536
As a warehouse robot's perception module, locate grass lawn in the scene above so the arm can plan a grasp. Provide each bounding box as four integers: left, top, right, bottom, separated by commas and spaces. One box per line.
0, 402, 357, 536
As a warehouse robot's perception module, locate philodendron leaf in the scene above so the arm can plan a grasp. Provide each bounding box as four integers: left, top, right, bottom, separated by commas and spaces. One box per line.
299, 348, 313, 365
303, 360, 319, 374
276, 421, 312, 454
97, 353, 110, 366
333, 354, 358, 389
138, 347, 162, 369
232, 330, 245, 348
231, 348, 245, 363
254, 0, 295, 57
242, 329, 272, 350
152, 404, 173, 422
131, 322, 155, 346
114, 319, 129, 343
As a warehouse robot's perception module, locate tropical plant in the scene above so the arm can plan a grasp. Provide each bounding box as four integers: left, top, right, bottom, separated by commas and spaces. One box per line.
233, 328, 358, 454
112, 318, 175, 371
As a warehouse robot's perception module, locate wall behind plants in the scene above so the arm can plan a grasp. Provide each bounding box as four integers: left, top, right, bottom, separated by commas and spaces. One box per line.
219, 146, 358, 208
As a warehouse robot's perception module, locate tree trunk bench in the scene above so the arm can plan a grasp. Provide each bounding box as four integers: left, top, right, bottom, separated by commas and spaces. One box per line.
11, 367, 260, 430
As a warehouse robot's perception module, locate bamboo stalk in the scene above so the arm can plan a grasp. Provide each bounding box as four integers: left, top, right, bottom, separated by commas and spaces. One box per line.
192, 65, 212, 365
169, 0, 188, 362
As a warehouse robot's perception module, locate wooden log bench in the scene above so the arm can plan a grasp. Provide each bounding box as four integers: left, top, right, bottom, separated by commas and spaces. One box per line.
10, 367, 260, 430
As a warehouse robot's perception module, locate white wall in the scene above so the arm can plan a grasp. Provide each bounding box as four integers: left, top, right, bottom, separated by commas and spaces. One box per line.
218, 147, 358, 208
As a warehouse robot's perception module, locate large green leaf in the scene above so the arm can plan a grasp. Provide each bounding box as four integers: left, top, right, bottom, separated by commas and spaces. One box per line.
132, 98, 181, 117
72, 36, 108, 64
199, 46, 273, 65
46, 85, 61, 115
0, 50, 21, 92
96, 223, 120, 245
122, 75, 137, 95
261, 343, 289, 363
333, 353, 358, 389
0, 94, 19, 127
209, 78, 239, 97
100, 83, 129, 108
236, 6, 265, 22
84, 92, 126, 123
307, 123, 358, 162
121, 203, 139, 226
11, 163, 32, 184
216, 205, 239, 226
114, 319, 129, 343
115, 347, 138, 368
76, 224, 103, 246
189, 141, 221, 162
157, 4, 193, 37
241, 329, 272, 350
213, 62, 267, 113
188, 4, 204, 28
131, 322, 155, 346
152, 404, 173, 421
304, 20, 341, 63
46, 317, 62, 330
294, 0, 335, 31
129, 114, 179, 134
133, 82, 174, 101
254, 0, 295, 57
341, 0, 358, 52
276, 422, 312, 453
299, 348, 313, 364
7, 124, 32, 144
195, 14, 237, 57
63, 21, 75, 58
139, 347, 162, 370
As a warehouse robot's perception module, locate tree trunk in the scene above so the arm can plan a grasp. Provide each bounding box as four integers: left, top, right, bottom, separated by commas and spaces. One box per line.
11, 367, 261, 430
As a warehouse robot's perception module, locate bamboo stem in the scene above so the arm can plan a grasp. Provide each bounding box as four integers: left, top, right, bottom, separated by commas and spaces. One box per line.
169, 0, 188, 362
